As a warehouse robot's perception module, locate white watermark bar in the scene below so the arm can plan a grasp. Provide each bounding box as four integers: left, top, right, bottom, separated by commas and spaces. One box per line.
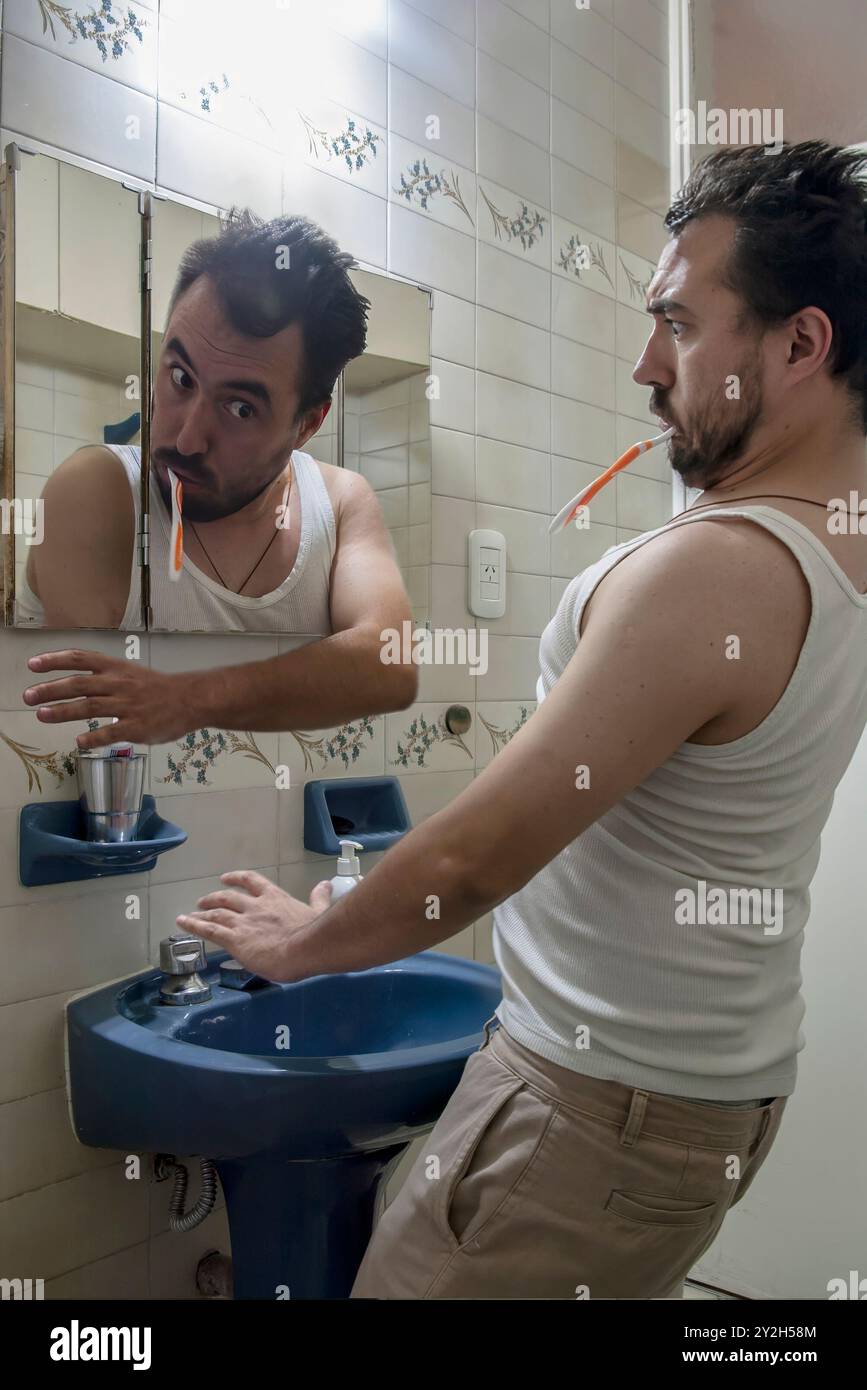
380, 621, 488, 676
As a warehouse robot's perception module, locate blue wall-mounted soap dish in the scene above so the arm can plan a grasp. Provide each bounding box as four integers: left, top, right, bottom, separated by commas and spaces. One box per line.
304, 776, 411, 857
19, 795, 187, 887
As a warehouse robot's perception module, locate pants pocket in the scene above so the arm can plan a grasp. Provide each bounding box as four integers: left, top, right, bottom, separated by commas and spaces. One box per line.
439, 1076, 556, 1249
605, 1189, 718, 1227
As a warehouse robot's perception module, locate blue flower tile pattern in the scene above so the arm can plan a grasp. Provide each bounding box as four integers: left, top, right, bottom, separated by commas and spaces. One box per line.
37, 0, 147, 62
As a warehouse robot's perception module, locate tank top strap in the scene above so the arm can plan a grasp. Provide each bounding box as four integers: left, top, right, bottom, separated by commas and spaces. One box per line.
291, 449, 337, 567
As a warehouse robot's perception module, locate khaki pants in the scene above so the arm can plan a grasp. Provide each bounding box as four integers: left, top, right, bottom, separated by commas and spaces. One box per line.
351, 1021, 787, 1299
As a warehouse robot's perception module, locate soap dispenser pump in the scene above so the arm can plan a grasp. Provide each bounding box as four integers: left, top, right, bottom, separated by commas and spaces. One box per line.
329, 839, 364, 900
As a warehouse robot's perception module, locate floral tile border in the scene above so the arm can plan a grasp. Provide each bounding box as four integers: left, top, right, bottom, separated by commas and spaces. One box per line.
386, 703, 476, 774
474, 702, 536, 770
389, 132, 475, 232
477, 177, 548, 266
616, 245, 655, 307
553, 215, 616, 300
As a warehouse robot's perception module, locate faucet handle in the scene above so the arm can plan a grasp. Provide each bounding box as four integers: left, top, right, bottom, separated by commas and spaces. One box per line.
160, 934, 207, 975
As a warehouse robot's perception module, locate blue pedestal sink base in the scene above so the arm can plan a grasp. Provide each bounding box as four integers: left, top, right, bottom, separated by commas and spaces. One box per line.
216, 1145, 409, 1299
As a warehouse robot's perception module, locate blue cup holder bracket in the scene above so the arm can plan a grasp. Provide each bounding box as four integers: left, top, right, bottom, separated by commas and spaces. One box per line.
304, 776, 412, 857
19, 794, 187, 887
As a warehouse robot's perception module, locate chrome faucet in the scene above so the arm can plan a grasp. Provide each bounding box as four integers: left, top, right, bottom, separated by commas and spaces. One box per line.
158, 935, 212, 1006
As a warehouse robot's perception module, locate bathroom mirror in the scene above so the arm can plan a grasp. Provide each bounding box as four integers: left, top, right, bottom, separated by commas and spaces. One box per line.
2, 145, 145, 628
1, 145, 433, 633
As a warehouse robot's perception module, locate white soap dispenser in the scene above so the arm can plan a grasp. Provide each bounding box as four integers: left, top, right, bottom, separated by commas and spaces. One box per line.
329, 839, 364, 899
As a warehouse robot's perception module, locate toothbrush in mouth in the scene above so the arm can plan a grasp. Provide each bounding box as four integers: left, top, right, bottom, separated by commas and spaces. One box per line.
167, 467, 184, 581
548, 425, 676, 535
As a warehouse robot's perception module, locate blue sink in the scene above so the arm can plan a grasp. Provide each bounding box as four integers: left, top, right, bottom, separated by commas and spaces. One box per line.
67, 951, 502, 1298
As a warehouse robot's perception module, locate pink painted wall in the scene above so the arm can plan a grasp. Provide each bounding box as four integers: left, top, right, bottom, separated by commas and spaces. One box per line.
692, 0, 867, 146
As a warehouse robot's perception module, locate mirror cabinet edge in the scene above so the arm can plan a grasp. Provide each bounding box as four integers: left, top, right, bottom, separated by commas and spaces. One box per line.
1, 144, 19, 625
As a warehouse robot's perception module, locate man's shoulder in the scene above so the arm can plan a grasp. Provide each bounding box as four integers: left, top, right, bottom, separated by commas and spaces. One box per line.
40, 445, 135, 519
583, 510, 812, 658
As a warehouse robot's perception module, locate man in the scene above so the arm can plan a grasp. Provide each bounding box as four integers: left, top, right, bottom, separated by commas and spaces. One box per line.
20, 211, 417, 749
181, 142, 867, 1298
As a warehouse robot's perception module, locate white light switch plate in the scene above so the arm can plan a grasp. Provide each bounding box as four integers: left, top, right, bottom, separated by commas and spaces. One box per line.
468, 528, 506, 618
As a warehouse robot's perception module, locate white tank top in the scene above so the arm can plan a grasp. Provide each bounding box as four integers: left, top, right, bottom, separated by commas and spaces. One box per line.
493, 506, 867, 1101
15, 445, 337, 634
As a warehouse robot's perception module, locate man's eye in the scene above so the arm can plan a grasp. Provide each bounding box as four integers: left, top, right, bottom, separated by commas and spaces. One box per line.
228, 401, 255, 421
170, 365, 193, 388
664, 318, 684, 337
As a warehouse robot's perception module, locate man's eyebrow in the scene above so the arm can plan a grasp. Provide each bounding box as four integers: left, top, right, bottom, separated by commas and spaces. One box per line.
165, 336, 273, 409
646, 296, 693, 317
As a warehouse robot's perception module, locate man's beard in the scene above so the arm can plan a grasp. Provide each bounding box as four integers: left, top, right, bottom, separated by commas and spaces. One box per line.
152, 445, 291, 522
660, 353, 765, 492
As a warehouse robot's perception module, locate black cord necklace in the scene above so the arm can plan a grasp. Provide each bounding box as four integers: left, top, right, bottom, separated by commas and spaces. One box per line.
187, 474, 291, 595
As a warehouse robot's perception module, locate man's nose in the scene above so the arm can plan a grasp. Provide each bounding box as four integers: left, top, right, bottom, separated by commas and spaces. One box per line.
632, 329, 675, 392
174, 396, 210, 457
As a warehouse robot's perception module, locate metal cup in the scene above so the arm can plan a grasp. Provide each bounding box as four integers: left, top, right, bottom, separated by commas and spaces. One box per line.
77, 751, 147, 842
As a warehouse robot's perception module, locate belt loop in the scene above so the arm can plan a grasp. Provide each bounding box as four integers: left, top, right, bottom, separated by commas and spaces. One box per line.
480, 1013, 500, 1049
620, 1089, 649, 1146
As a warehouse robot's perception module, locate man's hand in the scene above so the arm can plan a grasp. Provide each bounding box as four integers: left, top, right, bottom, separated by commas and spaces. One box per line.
23, 650, 191, 749
177, 861, 333, 984
178, 870, 333, 982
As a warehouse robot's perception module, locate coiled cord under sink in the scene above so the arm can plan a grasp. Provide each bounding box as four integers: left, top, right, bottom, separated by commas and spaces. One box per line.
154, 1154, 219, 1232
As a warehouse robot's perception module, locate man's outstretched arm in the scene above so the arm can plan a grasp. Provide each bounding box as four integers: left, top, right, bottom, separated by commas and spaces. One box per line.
23, 470, 418, 748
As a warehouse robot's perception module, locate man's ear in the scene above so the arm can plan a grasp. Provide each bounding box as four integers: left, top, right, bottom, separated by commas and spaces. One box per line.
295, 399, 332, 449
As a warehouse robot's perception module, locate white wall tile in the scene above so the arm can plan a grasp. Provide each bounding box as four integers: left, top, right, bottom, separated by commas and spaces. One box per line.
477, 436, 550, 513
432, 496, 476, 565
477, 373, 551, 452
477, 51, 549, 150
157, 103, 281, 216
431, 426, 475, 498
551, 157, 616, 240
477, 242, 550, 331
552, 99, 615, 186
472, 634, 540, 700
1, 35, 156, 180
615, 85, 668, 167
477, 0, 551, 89
388, 0, 475, 106
4, 0, 157, 96
552, 276, 616, 352
551, 394, 616, 467
551, 38, 614, 128
477, 113, 550, 210
616, 469, 672, 530
614, 0, 667, 63
388, 65, 476, 169
615, 28, 668, 114
550, 0, 614, 76
430, 289, 476, 366
476, 307, 550, 391
285, 158, 387, 267
551, 336, 616, 410
389, 201, 475, 298
400, 0, 475, 42
429, 358, 475, 433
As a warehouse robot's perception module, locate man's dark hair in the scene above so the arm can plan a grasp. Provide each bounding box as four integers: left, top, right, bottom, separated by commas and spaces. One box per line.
665, 140, 867, 430
166, 208, 370, 416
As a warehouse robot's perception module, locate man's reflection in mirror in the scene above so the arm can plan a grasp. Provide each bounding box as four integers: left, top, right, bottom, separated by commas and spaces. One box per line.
18, 210, 399, 638
19, 210, 418, 743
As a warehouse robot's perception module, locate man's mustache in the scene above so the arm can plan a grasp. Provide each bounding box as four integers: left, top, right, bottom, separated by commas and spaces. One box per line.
152, 448, 208, 479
